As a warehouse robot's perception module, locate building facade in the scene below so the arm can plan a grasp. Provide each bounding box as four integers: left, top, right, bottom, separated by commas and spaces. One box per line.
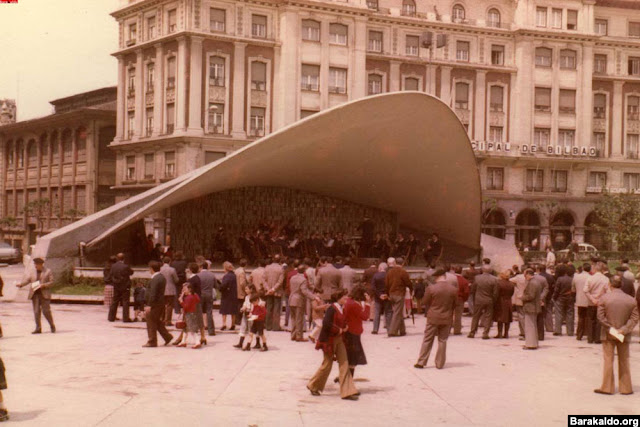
0, 88, 117, 251
110, 0, 640, 250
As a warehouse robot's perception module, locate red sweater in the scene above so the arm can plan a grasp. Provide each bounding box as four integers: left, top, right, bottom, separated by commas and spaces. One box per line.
181, 294, 200, 313
343, 298, 370, 336
251, 304, 267, 322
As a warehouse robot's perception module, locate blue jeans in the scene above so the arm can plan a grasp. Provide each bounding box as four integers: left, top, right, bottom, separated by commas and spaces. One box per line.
373, 299, 392, 333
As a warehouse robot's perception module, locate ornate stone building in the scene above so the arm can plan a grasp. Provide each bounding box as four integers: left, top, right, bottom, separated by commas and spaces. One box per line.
0, 100, 17, 126
110, 0, 640, 249
0, 88, 117, 251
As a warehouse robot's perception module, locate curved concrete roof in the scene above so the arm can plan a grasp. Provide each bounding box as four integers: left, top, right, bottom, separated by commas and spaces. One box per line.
34, 92, 482, 263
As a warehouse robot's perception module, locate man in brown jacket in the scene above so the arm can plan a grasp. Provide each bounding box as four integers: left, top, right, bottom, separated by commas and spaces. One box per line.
414, 268, 457, 369
594, 276, 639, 395
264, 257, 284, 331
289, 264, 320, 341
17, 258, 56, 334
385, 257, 412, 337
315, 257, 343, 302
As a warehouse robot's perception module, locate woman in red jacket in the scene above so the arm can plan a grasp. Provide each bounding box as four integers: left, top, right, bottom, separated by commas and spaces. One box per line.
337, 285, 371, 382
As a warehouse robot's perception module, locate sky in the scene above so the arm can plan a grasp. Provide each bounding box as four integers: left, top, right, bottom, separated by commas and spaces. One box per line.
0, 0, 119, 121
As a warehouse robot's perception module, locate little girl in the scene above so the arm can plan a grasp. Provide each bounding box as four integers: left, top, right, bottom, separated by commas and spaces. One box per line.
234, 284, 257, 349
178, 283, 202, 349
244, 295, 268, 352
309, 289, 328, 343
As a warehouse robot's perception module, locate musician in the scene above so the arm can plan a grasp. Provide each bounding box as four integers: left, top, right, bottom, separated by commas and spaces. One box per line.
407, 234, 420, 265
424, 233, 443, 266
393, 233, 408, 258
357, 216, 375, 257
373, 233, 388, 260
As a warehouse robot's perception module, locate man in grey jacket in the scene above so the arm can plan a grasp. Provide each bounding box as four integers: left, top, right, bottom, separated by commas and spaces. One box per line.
573, 264, 591, 341
289, 264, 320, 341
467, 266, 498, 339
197, 263, 218, 336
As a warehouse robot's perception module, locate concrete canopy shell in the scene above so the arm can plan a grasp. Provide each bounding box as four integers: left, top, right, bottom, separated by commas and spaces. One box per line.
34, 92, 482, 265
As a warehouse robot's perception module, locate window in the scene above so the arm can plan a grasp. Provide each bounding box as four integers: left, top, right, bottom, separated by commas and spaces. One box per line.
146, 108, 154, 136
147, 16, 156, 39
164, 151, 176, 178
252, 15, 267, 38
207, 103, 224, 134
526, 169, 544, 192
456, 41, 470, 61
535, 47, 552, 67
452, 4, 465, 22
624, 173, 640, 191
205, 151, 225, 165
27, 142, 37, 166
551, 170, 568, 193
16, 141, 24, 167
592, 132, 605, 152
368, 30, 383, 52
127, 68, 136, 96
486, 168, 504, 190
490, 86, 504, 112
128, 23, 137, 43
166, 104, 175, 134
125, 156, 136, 181
594, 94, 606, 119
491, 45, 504, 65
402, 0, 416, 17
250, 107, 265, 137
40, 140, 48, 164
627, 134, 639, 159
628, 57, 640, 76
168, 9, 177, 33
146, 63, 154, 92
455, 82, 469, 110
406, 35, 419, 56
167, 57, 176, 88
51, 140, 58, 162
551, 9, 563, 29
567, 10, 577, 30
487, 8, 501, 28
210, 8, 225, 32
628, 96, 639, 120
629, 22, 640, 38
367, 0, 378, 10
144, 153, 155, 180
536, 7, 547, 27
329, 24, 348, 45
404, 77, 419, 91
127, 112, 135, 139
368, 74, 382, 95
329, 68, 347, 94
589, 172, 607, 188
209, 56, 225, 87
302, 20, 320, 42
595, 19, 608, 35
560, 50, 576, 70
489, 126, 503, 142
594, 54, 607, 74
559, 89, 576, 114
534, 128, 551, 146
301, 110, 317, 119
301, 64, 320, 91
6, 142, 13, 168
251, 62, 267, 91
535, 87, 551, 112
558, 129, 575, 147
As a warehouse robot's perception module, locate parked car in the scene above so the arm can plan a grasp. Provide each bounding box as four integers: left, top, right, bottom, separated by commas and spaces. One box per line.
557, 243, 599, 261
0, 242, 21, 264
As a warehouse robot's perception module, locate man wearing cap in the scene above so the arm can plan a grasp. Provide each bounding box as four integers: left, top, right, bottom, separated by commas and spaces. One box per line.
17, 258, 56, 334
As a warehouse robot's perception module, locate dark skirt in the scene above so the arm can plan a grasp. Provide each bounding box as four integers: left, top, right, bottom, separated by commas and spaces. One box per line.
0, 358, 6, 390
185, 312, 200, 333
343, 332, 367, 366
494, 297, 513, 323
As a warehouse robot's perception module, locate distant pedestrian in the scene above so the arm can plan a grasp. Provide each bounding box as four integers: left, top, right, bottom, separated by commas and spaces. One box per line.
552, 265, 575, 336
468, 265, 498, 339
220, 261, 238, 331
244, 295, 268, 352
522, 269, 544, 350
385, 257, 412, 337
264, 258, 284, 331
340, 285, 371, 381
573, 264, 591, 341
143, 261, 173, 347
371, 262, 390, 334
584, 262, 610, 344
103, 256, 117, 308
108, 253, 133, 323
17, 257, 56, 334
177, 283, 202, 349
493, 271, 514, 339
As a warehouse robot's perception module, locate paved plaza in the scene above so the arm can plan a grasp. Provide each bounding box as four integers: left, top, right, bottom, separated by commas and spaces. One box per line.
0, 265, 638, 426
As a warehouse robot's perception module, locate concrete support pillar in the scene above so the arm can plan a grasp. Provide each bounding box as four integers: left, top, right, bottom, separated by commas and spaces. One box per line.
153, 44, 164, 137
274, 10, 298, 130
231, 42, 247, 138
115, 57, 126, 142
508, 72, 517, 142
426, 64, 437, 96
440, 66, 452, 106
474, 70, 487, 141
352, 18, 367, 100
389, 61, 400, 92
513, 37, 533, 145
176, 36, 188, 132
188, 36, 204, 134
135, 50, 144, 138
580, 44, 594, 149
611, 81, 624, 158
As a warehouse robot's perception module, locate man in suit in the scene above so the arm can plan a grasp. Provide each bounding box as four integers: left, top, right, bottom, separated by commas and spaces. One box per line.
414, 268, 458, 369
573, 263, 591, 341
143, 261, 173, 347
109, 253, 133, 323
316, 256, 343, 302
467, 265, 498, 339
264, 257, 284, 331
584, 261, 610, 344
197, 261, 218, 336
289, 264, 320, 341
17, 257, 56, 334
385, 257, 412, 337
452, 266, 470, 335
160, 257, 179, 326
522, 269, 544, 349
533, 265, 550, 341
339, 257, 358, 294
594, 275, 639, 395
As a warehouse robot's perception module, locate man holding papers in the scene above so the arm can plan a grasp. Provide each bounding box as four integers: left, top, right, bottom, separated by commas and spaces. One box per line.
17, 258, 56, 334
594, 275, 638, 395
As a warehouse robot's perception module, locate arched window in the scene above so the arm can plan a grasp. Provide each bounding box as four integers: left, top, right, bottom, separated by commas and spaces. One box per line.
27, 140, 37, 166
6, 141, 14, 168
62, 130, 72, 163
516, 209, 541, 249
301, 19, 320, 42
550, 211, 575, 250
368, 74, 383, 95
487, 8, 501, 27
40, 134, 48, 164
402, 0, 416, 17
76, 127, 87, 161
452, 4, 466, 22
16, 140, 24, 168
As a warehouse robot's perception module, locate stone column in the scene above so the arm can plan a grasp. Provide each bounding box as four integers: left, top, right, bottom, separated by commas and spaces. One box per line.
512, 37, 533, 146
187, 36, 204, 135
176, 36, 188, 132
71, 128, 78, 210
352, 18, 367, 100
115, 57, 126, 142
231, 41, 247, 138
153, 43, 164, 137
580, 44, 594, 150
440, 66, 452, 106
474, 70, 487, 141
86, 122, 96, 214
611, 80, 624, 158
389, 61, 401, 92
320, 22, 330, 110
426, 64, 437, 96
57, 130, 63, 227
274, 10, 298, 130
135, 50, 144, 138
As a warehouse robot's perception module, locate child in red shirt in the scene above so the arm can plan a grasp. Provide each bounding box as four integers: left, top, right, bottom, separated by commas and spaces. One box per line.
244, 295, 268, 352
178, 283, 202, 349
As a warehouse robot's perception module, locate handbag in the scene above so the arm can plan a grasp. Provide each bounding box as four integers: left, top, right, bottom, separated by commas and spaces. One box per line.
175, 312, 186, 330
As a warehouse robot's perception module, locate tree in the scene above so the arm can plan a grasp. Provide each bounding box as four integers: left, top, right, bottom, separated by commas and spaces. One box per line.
21, 198, 51, 236
65, 208, 86, 222
0, 216, 17, 242
481, 197, 498, 222
592, 192, 640, 251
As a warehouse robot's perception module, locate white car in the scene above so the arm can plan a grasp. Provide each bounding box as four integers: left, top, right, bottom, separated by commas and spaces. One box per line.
558, 243, 599, 261
0, 242, 21, 263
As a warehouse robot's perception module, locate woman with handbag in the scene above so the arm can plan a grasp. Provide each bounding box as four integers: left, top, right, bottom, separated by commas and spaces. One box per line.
177, 283, 201, 349
220, 261, 238, 331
